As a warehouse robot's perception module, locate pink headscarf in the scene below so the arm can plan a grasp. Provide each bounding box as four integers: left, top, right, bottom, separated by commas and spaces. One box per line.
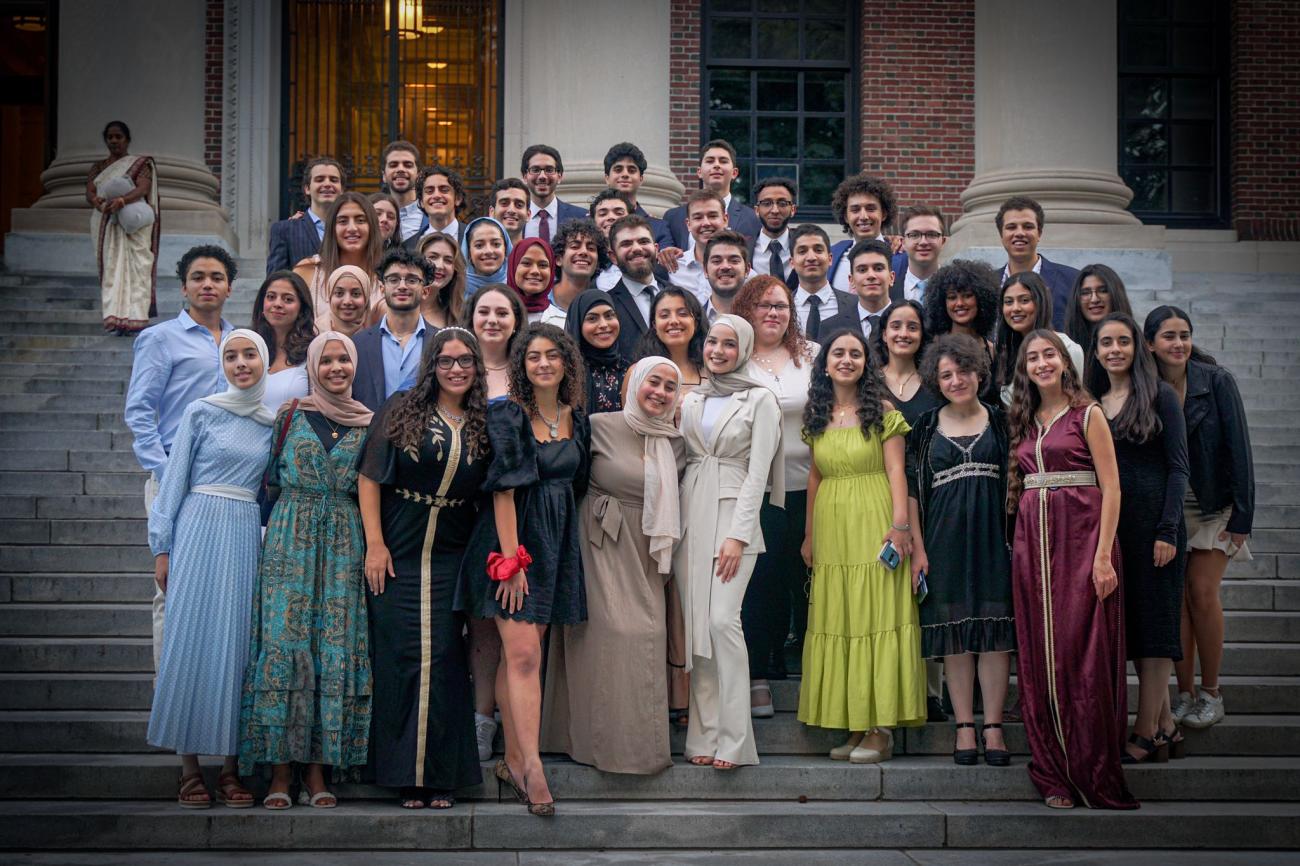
506, 237, 556, 315
296, 331, 374, 427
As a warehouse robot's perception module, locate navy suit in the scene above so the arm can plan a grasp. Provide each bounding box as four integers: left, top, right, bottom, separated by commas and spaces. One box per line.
555, 198, 588, 225
801, 289, 862, 344
349, 324, 387, 413
402, 221, 466, 255
266, 217, 322, 274
826, 242, 907, 304
607, 277, 667, 365
656, 196, 762, 250
633, 204, 667, 243
996, 255, 1078, 331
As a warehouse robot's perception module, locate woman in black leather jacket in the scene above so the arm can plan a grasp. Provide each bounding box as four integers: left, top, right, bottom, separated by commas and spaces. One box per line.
1144, 306, 1254, 732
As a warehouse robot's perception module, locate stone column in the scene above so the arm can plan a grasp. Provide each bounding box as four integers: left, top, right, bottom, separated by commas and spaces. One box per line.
501, 0, 683, 215
947, 0, 1166, 277
6, 0, 233, 273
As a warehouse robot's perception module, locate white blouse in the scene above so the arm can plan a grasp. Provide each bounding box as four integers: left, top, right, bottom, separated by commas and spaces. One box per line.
750, 348, 815, 492
262, 365, 310, 412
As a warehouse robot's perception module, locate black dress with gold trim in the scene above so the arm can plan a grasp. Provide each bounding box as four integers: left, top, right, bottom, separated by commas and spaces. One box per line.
359, 401, 487, 792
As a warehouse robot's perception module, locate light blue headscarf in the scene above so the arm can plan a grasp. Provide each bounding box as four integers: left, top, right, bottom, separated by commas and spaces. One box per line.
460, 216, 513, 298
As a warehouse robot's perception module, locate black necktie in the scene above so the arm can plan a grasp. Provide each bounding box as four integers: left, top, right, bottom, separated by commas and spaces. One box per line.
866, 314, 880, 339
641, 286, 656, 326
768, 239, 783, 281
806, 294, 823, 341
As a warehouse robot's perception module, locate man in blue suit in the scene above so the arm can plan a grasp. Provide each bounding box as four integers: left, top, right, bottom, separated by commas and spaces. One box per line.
351, 248, 432, 413
656, 139, 762, 251
521, 144, 587, 244
995, 195, 1078, 330
604, 141, 666, 239
265, 157, 344, 274
826, 172, 898, 293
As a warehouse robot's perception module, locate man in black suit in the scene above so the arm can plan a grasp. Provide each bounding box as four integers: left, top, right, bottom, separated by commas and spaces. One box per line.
786, 224, 858, 343
604, 141, 665, 238
351, 248, 432, 412
266, 157, 344, 274
656, 139, 762, 250
605, 214, 666, 364
996, 195, 1078, 330
820, 239, 897, 343
590, 188, 633, 291
520, 144, 587, 244
402, 164, 468, 253
751, 176, 799, 289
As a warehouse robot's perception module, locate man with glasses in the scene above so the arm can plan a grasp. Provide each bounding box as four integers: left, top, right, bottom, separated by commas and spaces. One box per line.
351, 248, 432, 412
897, 205, 948, 304
520, 144, 586, 244
750, 177, 798, 288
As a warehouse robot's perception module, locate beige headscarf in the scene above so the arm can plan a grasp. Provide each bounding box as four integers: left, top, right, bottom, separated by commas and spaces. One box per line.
622, 356, 684, 574
202, 329, 276, 426
295, 331, 374, 427
321, 265, 373, 332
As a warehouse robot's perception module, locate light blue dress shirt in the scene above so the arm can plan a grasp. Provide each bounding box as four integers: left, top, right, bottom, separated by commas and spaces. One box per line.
308, 209, 325, 242
124, 310, 233, 477
379, 314, 428, 398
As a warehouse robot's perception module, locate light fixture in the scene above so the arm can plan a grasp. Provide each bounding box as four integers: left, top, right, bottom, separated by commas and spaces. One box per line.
425, 106, 439, 112
385, 0, 422, 40
422, 25, 444, 34
426, 61, 448, 70
12, 15, 46, 31
437, 121, 454, 127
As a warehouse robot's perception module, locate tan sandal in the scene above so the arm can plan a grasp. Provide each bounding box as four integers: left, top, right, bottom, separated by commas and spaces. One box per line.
215, 772, 255, 809
688, 755, 714, 766
177, 771, 211, 809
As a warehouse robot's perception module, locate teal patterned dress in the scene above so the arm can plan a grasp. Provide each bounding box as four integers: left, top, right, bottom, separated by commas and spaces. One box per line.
238, 410, 372, 773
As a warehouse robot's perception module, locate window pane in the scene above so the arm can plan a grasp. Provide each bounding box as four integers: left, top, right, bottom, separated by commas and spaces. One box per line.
1123, 77, 1168, 118
710, 0, 751, 12
1124, 0, 1168, 21
756, 70, 798, 111
733, 161, 752, 205
1123, 168, 1168, 212
756, 18, 799, 60
711, 18, 751, 59
804, 19, 847, 61
803, 116, 844, 159
756, 0, 788, 11
1171, 169, 1214, 213
1172, 78, 1215, 118
805, 71, 847, 112
1173, 0, 1211, 22
1172, 123, 1214, 165
756, 117, 799, 158
802, 164, 844, 209
709, 70, 751, 112
1124, 122, 1168, 164
756, 162, 799, 182
709, 116, 752, 157
804, 0, 845, 15
1172, 27, 1213, 69
1123, 27, 1168, 66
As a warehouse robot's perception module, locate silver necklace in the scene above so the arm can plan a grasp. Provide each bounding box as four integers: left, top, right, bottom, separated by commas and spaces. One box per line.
438, 404, 465, 425
536, 406, 561, 439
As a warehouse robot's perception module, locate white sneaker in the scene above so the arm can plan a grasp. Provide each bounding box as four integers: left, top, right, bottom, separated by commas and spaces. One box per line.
1182, 691, 1225, 729
1171, 691, 1196, 724
475, 713, 498, 761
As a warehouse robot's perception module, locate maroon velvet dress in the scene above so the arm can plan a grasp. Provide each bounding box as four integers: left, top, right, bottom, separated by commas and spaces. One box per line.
1011, 404, 1137, 810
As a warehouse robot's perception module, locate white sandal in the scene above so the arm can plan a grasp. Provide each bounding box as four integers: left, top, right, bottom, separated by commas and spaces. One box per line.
262, 790, 293, 810
750, 683, 774, 718
298, 788, 338, 809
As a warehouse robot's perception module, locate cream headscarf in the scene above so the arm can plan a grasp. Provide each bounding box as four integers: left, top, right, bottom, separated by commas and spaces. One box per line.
296, 331, 374, 427
622, 356, 684, 574
202, 329, 276, 426
323, 265, 374, 331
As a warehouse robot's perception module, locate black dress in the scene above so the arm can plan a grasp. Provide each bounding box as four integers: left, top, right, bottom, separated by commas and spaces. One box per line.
893, 384, 943, 428
359, 401, 487, 792
1111, 382, 1189, 660
456, 400, 590, 624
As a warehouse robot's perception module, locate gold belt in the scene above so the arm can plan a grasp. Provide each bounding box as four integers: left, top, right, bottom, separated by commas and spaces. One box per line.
1024, 471, 1096, 489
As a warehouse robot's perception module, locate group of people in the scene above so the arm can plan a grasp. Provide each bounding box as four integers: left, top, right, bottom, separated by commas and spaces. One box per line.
122, 131, 1255, 816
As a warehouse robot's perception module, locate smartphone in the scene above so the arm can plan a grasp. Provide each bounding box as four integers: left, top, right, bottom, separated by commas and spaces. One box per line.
915, 569, 928, 604
878, 540, 901, 570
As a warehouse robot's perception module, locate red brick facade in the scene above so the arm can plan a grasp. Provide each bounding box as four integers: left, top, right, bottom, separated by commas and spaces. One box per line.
204, 0, 224, 183
1230, 0, 1300, 241
668, 1, 703, 190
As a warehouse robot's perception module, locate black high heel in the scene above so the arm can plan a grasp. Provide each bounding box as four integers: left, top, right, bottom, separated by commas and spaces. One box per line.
953, 722, 978, 765
1122, 732, 1169, 764
981, 723, 1011, 766
1158, 725, 1187, 759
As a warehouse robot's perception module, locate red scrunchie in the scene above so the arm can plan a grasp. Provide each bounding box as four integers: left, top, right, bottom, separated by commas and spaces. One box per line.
486, 545, 534, 582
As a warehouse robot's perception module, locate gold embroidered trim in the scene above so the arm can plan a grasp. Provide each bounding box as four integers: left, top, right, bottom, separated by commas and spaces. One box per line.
396, 488, 466, 508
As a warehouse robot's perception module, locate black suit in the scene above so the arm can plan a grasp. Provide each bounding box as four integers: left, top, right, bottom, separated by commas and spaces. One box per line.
349, 324, 387, 413
402, 221, 466, 255
801, 288, 862, 344
607, 277, 665, 365
266, 216, 323, 274
656, 196, 763, 250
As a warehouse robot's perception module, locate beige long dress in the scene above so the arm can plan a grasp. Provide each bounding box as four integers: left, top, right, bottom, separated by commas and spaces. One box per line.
541, 413, 685, 774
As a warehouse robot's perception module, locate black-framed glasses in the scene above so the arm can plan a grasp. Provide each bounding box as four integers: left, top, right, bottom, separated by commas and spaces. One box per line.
756, 198, 794, 209
1079, 287, 1111, 299
903, 231, 944, 241
755, 302, 791, 313
525, 166, 559, 176
382, 275, 427, 288
435, 355, 475, 370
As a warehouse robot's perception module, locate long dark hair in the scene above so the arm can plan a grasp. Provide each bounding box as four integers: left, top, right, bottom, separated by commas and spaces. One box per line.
871, 299, 930, 368
633, 286, 707, 370
368, 191, 403, 249
508, 323, 586, 414
994, 271, 1054, 387
251, 271, 315, 366
1143, 304, 1219, 370
1085, 312, 1164, 444
923, 258, 1000, 339
384, 328, 490, 461
461, 283, 527, 358
319, 192, 383, 278
802, 328, 888, 441
1006, 329, 1094, 512
1066, 263, 1134, 349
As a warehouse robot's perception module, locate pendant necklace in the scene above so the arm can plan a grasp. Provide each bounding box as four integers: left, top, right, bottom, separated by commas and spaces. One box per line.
536, 406, 561, 439
325, 418, 342, 440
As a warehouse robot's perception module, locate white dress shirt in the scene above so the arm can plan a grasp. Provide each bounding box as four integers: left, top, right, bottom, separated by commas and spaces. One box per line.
793, 283, 837, 335
595, 264, 621, 291
624, 276, 659, 325
753, 230, 792, 280
525, 199, 560, 240
831, 232, 887, 292
903, 268, 931, 304
399, 200, 424, 241
668, 248, 711, 305
1001, 254, 1043, 285
855, 303, 890, 341
417, 216, 461, 245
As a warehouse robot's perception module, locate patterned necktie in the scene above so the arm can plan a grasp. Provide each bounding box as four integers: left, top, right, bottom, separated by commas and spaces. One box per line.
537, 208, 551, 244
806, 294, 823, 341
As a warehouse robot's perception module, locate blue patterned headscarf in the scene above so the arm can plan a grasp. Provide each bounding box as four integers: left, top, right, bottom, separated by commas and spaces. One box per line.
460, 216, 513, 297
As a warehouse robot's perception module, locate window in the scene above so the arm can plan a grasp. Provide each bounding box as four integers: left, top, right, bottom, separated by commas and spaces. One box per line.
1118, 0, 1229, 226
702, 0, 857, 217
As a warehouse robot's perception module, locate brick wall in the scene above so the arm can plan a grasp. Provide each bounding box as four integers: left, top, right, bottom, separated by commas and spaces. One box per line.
204, 0, 224, 183
858, 4, 975, 225
668, 1, 702, 191
1231, 0, 1300, 241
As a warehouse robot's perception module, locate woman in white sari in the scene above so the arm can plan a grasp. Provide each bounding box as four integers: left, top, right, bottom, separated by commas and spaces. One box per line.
86, 120, 160, 335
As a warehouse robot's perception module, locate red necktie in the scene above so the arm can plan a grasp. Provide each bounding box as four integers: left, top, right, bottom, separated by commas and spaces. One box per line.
538, 209, 551, 244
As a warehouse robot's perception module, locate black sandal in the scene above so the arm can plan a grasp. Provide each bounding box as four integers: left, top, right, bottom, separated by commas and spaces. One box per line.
982, 723, 1011, 767
953, 722, 978, 765
399, 786, 426, 809
1158, 725, 1187, 759
1122, 732, 1169, 764
426, 791, 456, 809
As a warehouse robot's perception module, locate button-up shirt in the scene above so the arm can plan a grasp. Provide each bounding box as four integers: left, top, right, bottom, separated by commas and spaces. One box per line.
857, 303, 889, 341
667, 248, 711, 305
903, 268, 930, 304
307, 209, 325, 242
753, 230, 792, 280
1001, 254, 1043, 285
415, 217, 461, 247
124, 310, 233, 477
399, 199, 424, 241
379, 314, 428, 398
624, 276, 659, 325
832, 233, 887, 292
595, 264, 621, 291
525, 199, 560, 240
793, 283, 837, 335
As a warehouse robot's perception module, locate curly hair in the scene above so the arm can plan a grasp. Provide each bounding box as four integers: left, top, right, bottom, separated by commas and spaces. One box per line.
1006, 329, 1094, 513
551, 217, 611, 275
919, 333, 991, 392
417, 232, 467, 324
830, 173, 897, 235
923, 259, 1000, 339
993, 272, 1055, 388
508, 323, 586, 415
633, 287, 707, 370
1085, 312, 1163, 444
461, 283, 527, 358
1065, 263, 1135, 349
251, 271, 315, 366
385, 328, 490, 462
802, 328, 889, 442
176, 244, 237, 284
732, 275, 810, 367
870, 299, 930, 370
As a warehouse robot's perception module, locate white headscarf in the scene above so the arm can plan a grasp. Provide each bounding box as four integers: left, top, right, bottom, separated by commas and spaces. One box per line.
622, 356, 684, 574
201, 328, 277, 426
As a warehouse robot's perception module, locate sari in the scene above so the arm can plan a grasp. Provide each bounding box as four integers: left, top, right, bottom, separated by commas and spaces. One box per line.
91, 155, 160, 333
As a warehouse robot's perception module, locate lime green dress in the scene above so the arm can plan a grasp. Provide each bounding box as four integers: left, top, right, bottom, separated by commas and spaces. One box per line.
797, 411, 926, 731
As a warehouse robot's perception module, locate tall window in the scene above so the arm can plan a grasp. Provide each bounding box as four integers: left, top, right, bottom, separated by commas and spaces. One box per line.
1118, 0, 1229, 227
702, 0, 856, 217
281, 0, 501, 217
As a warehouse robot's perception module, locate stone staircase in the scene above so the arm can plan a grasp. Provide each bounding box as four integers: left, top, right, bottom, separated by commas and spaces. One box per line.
0, 268, 1298, 860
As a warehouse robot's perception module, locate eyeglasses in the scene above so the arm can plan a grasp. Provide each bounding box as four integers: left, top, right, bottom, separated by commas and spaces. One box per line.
756, 198, 794, 209
382, 275, 427, 288
435, 355, 475, 370
755, 302, 791, 313
1079, 287, 1111, 299
525, 166, 559, 177
904, 231, 944, 241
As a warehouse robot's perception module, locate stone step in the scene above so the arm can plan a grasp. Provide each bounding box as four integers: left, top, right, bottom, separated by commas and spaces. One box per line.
0, 637, 152, 672
29, 496, 144, 519
7, 854, 1297, 866
0, 377, 127, 396
0, 295, 97, 312
0, 320, 116, 336
0, 411, 128, 433
0, 799, 1295, 852
1222, 580, 1300, 610
1243, 530, 1300, 555
0, 545, 153, 574
0, 362, 134, 380
2, 394, 131, 413
1, 431, 118, 452
1251, 428, 1300, 446
0, 335, 138, 352
0, 449, 145, 475
0, 518, 147, 546
0, 604, 151, 637
5, 573, 153, 604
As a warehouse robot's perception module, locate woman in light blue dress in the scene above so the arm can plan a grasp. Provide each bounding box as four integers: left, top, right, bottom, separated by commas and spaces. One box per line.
147, 329, 275, 809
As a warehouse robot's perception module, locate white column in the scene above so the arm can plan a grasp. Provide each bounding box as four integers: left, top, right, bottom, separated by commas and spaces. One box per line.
222, 0, 281, 260
501, 0, 683, 215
